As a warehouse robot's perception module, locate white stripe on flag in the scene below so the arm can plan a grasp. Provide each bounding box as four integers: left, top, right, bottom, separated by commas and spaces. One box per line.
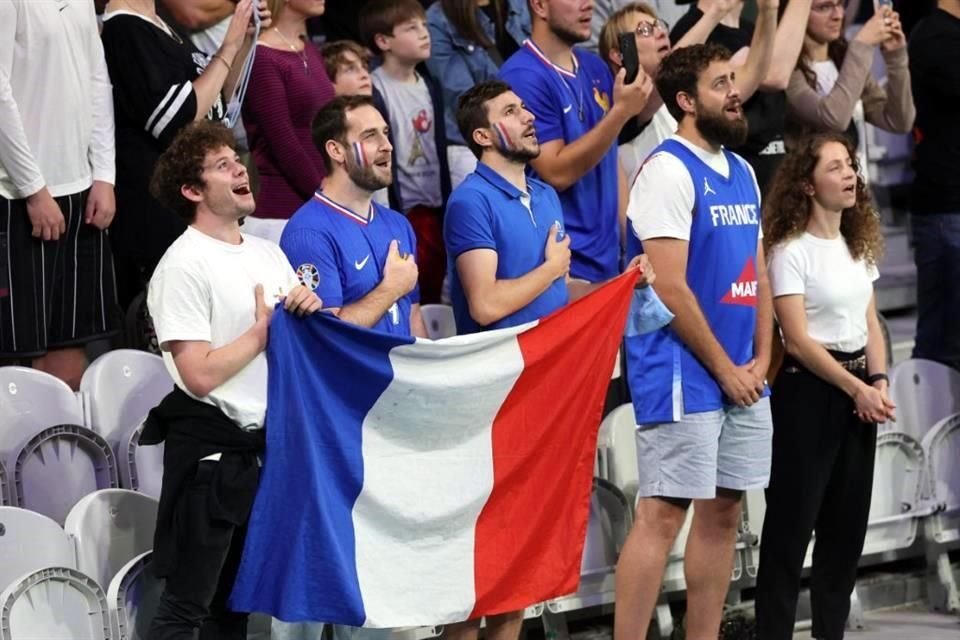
353, 330, 528, 626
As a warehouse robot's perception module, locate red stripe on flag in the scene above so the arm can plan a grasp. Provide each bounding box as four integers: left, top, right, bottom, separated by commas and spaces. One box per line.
470, 270, 640, 617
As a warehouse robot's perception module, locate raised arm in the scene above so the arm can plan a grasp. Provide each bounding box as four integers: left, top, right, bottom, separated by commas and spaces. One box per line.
731, 0, 779, 101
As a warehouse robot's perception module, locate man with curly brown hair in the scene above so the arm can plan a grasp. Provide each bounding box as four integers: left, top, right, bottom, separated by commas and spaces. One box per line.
144, 120, 321, 640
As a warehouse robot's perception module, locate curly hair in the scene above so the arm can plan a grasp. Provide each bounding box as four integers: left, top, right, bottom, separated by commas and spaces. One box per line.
763, 132, 883, 265
150, 120, 237, 223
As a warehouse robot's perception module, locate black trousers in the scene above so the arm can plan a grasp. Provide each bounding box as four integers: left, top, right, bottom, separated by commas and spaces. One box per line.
755, 355, 877, 640
148, 461, 250, 640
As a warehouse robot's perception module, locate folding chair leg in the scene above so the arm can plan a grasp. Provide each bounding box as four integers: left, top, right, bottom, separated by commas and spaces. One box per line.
650, 601, 673, 640
934, 551, 960, 613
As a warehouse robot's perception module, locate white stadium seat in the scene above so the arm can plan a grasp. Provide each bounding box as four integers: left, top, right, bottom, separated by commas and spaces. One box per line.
64, 489, 158, 592
107, 551, 163, 640
886, 359, 960, 441
120, 423, 164, 500
0, 367, 84, 461
419, 305, 457, 340
920, 413, 960, 613
0, 567, 114, 640
0, 507, 75, 595
80, 350, 172, 451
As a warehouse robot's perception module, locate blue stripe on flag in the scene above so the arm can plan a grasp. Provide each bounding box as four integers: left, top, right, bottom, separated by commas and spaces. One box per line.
230, 309, 415, 624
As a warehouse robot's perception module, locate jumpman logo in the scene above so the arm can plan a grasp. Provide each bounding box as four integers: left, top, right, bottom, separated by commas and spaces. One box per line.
703, 177, 716, 196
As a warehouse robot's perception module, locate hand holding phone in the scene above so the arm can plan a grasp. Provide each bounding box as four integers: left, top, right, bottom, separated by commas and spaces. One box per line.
618, 32, 641, 84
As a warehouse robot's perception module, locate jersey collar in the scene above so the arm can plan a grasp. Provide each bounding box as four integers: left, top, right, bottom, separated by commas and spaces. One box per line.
522, 39, 578, 79
314, 191, 375, 225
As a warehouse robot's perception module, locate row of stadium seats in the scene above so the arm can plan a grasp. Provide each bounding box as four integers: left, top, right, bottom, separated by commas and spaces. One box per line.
0, 350, 172, 523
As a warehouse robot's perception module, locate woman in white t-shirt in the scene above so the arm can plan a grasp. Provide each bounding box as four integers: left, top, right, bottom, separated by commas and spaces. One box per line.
754, 132, 895, 640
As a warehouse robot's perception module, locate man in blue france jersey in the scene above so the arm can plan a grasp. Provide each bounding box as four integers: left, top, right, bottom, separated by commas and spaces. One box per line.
498, 0, 655, 286
443, 79, 653, 640
614, 43, 774, 640
281, 95, 427, 338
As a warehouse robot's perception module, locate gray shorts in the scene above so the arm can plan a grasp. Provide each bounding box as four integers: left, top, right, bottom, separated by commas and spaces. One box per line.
635, 397, 772, 500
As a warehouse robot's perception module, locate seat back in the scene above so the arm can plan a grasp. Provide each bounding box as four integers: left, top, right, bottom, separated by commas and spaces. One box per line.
887, 359, 960, 440
419, 304, 457, 340
80, 350, 172, 449
596, 404, 640, 506
64, 490, 158, 591
923, 414, 960, 515
863, 431, 927, 555
107, 551, 164, 640
0, 461, 6, 505
12, 425, 119, 524
0, 567, 114, 640
0, 507, 74, 594
0, 367, 83, 459
120, 423, 164, 499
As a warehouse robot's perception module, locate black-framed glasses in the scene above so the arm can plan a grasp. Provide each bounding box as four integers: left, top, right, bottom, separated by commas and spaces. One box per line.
634, 18, 669, 37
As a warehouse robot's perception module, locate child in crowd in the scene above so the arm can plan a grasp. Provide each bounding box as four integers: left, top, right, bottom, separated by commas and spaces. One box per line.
359, 0, 451, 304
322, 40, 374, 96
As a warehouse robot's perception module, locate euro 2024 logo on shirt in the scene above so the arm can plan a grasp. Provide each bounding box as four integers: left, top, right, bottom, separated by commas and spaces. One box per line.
296, 263, 321, 291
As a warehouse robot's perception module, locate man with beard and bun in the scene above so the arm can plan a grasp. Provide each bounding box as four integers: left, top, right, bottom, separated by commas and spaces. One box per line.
281, 95, 426, 338
443, 79, 654, 640
614, 43, 773, 640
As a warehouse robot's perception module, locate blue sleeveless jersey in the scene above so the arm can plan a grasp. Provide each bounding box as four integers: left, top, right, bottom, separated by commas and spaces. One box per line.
625, 139, 766, 424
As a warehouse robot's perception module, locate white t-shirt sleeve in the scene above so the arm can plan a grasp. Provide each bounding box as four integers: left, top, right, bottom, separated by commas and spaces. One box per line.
627, 151, 695, 242
147, 264, 213, 348
767, 241, 807, 298
867, 262, 880, 282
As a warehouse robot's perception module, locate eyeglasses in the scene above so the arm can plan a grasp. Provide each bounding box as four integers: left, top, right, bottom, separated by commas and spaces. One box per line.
634, 18, 669, 38
811, 0, 844, 14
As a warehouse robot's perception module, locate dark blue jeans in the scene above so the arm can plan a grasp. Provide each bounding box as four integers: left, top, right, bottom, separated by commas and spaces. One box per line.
912, 213, 960, 370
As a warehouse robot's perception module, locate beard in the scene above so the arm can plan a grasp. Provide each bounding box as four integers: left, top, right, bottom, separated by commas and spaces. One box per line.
345, 155, 391, 192
497, 138, 540, 163
549, 19, 589, 47
695, 107, 749, 148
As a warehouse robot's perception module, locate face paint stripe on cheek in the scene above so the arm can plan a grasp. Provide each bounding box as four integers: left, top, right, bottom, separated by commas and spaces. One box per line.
353, 141, 368, 168
494, 121, 514, 149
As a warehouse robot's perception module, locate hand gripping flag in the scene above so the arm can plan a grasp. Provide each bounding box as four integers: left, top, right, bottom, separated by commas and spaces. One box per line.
230, 270, 639, 627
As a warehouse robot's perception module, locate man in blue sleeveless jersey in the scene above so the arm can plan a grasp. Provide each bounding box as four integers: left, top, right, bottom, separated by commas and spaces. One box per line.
614, 43, 774, 640
281, 95, 426, 338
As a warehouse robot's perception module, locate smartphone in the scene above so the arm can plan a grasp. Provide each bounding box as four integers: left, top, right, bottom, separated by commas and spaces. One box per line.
618, 32, 640, 84
875, 0, 892, 8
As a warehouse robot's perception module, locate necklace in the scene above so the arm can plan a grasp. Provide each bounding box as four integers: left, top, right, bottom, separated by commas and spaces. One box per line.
273, 27, 308, 74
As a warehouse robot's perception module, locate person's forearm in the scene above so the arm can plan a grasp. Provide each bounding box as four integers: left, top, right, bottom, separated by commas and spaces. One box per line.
735, 3, 778, 101
193, 45, 235, 120
865, 310, 887, 376
467, 262, 564, 326
89, 40, 116, 185
753, 260, 773, 366
657, 281, 736, 378
531, 105, 633, 191
764, 0, 813, 90
337, 282, 403, 328
0, 72, 44, 197
877, 48, 916, 133
787, 41, 873, 131
222, 37, 255, 107
178, 323, 267, 397
674, 7, 723, 49
782, 330, 863, 396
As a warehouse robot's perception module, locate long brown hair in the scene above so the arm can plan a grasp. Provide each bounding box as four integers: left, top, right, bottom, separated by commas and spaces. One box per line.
763, 132, 884, 265
796, 37, 849, 90
441, 0, 502, 49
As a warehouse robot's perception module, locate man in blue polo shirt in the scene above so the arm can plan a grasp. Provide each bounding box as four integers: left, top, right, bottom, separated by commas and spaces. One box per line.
498, 0, 655, 285
443, 81, 654, 640
614, 43, 774, 640
281, 95, 426, 338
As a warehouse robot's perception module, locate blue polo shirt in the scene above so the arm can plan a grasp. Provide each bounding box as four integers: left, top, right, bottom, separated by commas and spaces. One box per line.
499, 40, 620, 283
444, 162, 569, 333
280, 192, 419, 336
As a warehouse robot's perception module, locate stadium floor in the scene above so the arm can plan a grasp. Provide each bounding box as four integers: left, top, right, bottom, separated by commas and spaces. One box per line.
792, 607, 960, 639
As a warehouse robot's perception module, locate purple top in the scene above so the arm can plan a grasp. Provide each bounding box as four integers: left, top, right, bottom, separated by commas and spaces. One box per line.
243, 43, 336, 219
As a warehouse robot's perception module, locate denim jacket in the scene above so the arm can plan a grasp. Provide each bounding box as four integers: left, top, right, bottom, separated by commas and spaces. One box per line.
426, 0, 531, 144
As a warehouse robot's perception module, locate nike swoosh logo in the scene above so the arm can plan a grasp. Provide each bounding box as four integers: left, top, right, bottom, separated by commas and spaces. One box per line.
354, 255, 370, 270
563, 105, 573, 114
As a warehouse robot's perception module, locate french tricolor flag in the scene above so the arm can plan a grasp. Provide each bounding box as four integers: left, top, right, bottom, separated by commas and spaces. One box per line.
230, 272, 638, 626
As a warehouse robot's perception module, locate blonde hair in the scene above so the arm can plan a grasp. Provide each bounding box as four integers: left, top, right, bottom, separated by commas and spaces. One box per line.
598, 2, 657, 73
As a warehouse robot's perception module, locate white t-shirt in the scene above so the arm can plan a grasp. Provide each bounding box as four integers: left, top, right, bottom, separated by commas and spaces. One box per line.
627, 134, 760, 242
372, 68, 442, 210
767, 232, 880, 352
148, 226, 300, 430
619, 105, 678, 185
